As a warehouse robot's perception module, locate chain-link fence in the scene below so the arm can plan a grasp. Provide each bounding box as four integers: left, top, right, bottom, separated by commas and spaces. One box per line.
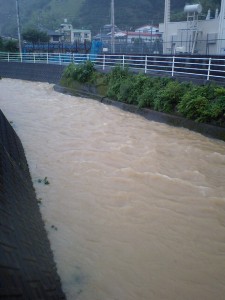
101, 38, 225, 56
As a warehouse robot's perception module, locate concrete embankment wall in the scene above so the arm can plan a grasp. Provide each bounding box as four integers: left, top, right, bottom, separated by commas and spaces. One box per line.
55, 84, 225, 142
0, 61, 65, 83
0, 110, 65, 299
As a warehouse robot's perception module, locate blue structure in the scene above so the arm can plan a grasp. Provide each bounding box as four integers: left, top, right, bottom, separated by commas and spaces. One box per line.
89, 40, 103, 61
22, 41, 92, 53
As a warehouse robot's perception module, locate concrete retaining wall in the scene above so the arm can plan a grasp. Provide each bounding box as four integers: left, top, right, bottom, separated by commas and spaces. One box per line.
0, 61, 65, 83
54, 84, 225, 142
0, 110, 65, 299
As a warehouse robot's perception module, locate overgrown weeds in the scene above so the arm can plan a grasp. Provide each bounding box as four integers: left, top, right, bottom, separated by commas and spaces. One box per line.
61, 62, 225, 127
62, 60, 96, 83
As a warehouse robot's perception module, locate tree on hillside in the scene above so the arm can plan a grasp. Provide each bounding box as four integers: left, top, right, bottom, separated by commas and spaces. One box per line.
78, 0, 189, 34
0, 36, 18, 52
22, 28, 49, 43
198, 0, 221, 12
0, 0, 222, 37
4, 40, 18, 52
0, 37, 3, 50
78, 0, 222, 34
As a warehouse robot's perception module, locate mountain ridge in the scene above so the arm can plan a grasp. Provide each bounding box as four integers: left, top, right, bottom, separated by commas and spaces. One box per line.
0, 0, 221, 37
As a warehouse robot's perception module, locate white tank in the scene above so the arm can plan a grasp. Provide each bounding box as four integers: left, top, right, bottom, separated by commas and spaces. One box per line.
184, 4, 202, 14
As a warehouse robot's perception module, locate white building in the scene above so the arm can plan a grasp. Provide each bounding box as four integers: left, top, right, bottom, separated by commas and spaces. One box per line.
47, 30, 63, 43
72, 29, 91, 43
159, 0, 225, 55
94, 24, 162, 43
58, 21, 91, 43
119, 31, 161, 43
59, 21, 73, 42
135, 25, 159, 34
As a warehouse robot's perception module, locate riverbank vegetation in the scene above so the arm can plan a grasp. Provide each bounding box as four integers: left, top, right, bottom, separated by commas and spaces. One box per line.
61, 61, 225, 127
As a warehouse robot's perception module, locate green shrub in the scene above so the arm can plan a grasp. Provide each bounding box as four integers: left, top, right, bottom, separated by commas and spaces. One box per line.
209, 101, 225, 119
62, 60, 95, 83
106, 65, 131, 100
208, 88, 225, 123
196, 83, 217, 100
137, 77, 173, 109
214, 86, 225, 98
126, 73, 148, 105
0, 37, 3, 51
62, 63, 77, 79
4, 40, 18, 52
61, 62, 225, 127
118, 78, 135, 103
107, 65, 130, 81
75, 60, 95, 83
178, 91, 211, 122
153, 81, 189, 113
106, 81, 122, 100
137, 87, 156, 108
177, 84, 225, 123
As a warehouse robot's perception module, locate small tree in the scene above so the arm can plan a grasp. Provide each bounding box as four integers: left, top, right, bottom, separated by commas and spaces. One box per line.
22, 28, 49, 43
4, 40, 18, 52
0, 37, 3, 50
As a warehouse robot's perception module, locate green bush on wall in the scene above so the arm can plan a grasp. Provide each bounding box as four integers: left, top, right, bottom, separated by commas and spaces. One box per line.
62, 61, 95, 83
106, 65, 131, 100
61, 62, 225, 127
177, 84, 225, 124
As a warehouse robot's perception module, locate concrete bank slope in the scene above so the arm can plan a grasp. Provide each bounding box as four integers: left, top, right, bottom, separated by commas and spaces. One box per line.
0, 110, 66, 299
0, 61, 65, 83
54, 84, 225, 142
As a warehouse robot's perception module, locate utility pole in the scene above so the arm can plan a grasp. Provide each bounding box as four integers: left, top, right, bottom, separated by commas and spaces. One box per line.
111, 0, 115, 53
163, 0, 170, 54
16, 0, 22, 53
217, 0, 225, 54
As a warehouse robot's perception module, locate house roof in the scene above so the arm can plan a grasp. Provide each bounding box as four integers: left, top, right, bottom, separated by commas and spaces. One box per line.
47, 30, 63, 37
135, 24, 159, 30
93, 26, 162, 40
126, 31, 161, 37
114, 32, 127, 37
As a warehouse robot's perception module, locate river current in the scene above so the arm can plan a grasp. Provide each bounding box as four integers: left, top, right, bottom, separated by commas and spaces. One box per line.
0, 78, 225, 300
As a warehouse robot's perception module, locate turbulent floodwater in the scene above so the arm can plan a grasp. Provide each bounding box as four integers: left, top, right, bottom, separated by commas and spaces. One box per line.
0, 78, 225, 300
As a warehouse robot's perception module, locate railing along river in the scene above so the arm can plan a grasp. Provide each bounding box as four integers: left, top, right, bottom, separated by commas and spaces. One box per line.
1, 51, 225, 82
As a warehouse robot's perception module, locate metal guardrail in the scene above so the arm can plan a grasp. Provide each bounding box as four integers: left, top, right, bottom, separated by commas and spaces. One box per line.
0, 52, 225, 82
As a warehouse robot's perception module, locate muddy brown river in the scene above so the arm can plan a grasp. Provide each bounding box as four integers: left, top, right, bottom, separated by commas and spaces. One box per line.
0, 78, 225, 300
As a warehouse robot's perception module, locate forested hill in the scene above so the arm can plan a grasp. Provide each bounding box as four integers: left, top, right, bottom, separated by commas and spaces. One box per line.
0, 0, 221, 37
0, 0, 83, 36
78, 0, 188, 33
77, 0, 221, 33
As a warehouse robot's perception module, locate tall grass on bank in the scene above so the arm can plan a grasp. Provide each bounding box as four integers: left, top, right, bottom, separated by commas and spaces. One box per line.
61, 62, 225, 127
